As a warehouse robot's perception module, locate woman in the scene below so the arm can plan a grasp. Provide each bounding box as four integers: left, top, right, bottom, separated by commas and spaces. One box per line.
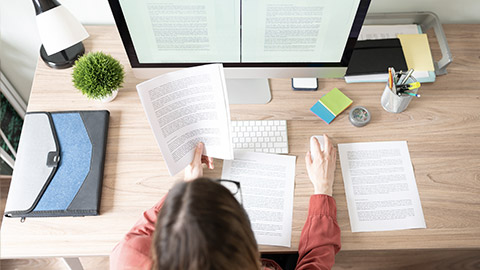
110, 135, 340, 270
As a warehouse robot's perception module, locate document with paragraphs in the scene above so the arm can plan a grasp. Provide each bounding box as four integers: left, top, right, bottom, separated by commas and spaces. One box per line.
137, 64, 233, 176
222, 151, 296, 247
338, 141, 426, 232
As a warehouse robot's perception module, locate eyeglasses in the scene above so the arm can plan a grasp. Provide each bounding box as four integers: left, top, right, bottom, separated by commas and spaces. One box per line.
215, 179, 243, 205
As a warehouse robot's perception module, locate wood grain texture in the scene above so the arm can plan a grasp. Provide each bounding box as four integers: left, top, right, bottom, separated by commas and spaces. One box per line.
1, 25, 480, 258
2, 249, 480, 270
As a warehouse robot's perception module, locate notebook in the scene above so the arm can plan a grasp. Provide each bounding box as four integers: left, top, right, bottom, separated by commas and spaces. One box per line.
345, 24, 436, 83
397, 33, 436, 82
344, 39, 408, 83
310, 88, 353, 124
4, 110, 109, 218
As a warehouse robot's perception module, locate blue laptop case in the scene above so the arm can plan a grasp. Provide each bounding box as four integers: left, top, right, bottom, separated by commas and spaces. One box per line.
4, 110, 109, 218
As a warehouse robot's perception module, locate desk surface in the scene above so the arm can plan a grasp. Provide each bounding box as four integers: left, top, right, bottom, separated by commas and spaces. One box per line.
2, 25, 480, 258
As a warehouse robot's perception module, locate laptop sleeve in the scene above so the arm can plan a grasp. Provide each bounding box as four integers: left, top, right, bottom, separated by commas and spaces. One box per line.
4, 110, 109, 218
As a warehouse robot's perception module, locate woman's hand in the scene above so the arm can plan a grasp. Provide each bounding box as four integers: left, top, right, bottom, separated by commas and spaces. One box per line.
184, 142, 214, 181
305, 134, 337, 196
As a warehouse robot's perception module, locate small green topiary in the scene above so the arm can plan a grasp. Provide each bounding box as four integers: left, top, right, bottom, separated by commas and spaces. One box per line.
72, 51, 125, 100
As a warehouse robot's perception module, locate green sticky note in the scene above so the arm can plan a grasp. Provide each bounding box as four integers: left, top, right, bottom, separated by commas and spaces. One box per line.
319, 88, 353, 116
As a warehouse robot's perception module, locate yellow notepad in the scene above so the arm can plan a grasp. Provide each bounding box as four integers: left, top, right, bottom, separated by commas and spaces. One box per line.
397, 34, 435, 71
319, 88, 353, 116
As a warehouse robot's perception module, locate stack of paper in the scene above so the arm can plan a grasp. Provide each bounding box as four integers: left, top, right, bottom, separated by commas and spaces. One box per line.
310, 88, 353, 124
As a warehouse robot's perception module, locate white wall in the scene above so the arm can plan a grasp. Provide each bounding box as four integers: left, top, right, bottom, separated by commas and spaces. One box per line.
1, 0, 479, 104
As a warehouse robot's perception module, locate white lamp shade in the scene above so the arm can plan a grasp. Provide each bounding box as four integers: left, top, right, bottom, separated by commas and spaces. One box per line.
36, 5, 89, 55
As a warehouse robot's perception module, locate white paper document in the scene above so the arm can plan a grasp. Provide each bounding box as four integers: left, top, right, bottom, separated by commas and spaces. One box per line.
358, 24, 420, 41
222, 151, 296, 247
137, 64, 233, 176
338, 141, 426, 232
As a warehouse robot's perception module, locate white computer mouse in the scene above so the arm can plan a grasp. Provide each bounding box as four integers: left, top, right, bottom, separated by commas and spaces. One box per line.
310, 135, 325, 160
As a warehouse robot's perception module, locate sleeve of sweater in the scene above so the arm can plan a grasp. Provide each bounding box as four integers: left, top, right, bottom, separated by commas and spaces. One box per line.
109, 195, 167, 270
295, 194, 341, 270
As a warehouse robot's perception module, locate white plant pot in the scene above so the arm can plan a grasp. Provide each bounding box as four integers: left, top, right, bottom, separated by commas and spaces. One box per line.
100, 89, 119, 103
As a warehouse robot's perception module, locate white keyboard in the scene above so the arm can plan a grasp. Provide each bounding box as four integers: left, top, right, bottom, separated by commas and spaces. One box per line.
231, 120, 289, 154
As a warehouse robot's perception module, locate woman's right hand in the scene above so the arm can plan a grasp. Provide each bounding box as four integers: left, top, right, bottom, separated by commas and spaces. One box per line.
184, 142, 214, 182
305, 134, 337, 196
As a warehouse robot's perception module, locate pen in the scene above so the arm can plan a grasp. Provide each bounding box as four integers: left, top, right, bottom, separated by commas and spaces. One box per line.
400, 68, 414, 85
397, 81, 421, 90
396, 70, 403, 82
397, 91, 421, 97
403, 92, 421, 97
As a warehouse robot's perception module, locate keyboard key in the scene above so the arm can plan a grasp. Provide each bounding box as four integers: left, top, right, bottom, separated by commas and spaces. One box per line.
274, 142, 288, 148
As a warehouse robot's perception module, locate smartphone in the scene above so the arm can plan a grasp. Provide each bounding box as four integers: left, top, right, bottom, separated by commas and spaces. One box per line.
292, 78, 318, 91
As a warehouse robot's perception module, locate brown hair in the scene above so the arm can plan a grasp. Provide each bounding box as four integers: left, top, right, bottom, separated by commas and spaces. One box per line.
151, 178, 261, 270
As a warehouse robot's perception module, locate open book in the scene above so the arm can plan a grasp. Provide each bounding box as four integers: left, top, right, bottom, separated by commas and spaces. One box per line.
137, 64, 233, 176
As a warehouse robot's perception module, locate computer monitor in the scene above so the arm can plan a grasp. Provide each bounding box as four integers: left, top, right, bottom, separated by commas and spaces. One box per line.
108, 0, 371, 104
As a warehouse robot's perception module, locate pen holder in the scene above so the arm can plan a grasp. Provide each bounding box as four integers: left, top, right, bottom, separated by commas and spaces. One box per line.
381, 76, 418, 113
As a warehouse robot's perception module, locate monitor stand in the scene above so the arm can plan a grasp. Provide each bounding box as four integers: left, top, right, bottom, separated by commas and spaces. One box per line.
225, 79, 272, 104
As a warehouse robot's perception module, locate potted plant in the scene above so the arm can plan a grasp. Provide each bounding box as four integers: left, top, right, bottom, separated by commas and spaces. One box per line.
72, 51, 125, 102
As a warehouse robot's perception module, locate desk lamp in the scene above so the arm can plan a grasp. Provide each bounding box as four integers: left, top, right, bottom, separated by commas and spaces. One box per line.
32, 0, 89, 69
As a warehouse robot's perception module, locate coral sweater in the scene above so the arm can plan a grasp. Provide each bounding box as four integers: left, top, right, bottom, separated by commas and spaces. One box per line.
110, 194, 340, 270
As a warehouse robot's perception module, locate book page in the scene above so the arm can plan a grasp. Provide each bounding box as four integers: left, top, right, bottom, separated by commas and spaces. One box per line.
222, 151, 296, 247
242, 0, 360, 62
119, 0, 240, 63
338, 141, 426, 232
137, 64, 233, 176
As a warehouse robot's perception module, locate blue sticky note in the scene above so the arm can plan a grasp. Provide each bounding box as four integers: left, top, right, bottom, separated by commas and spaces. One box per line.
310, 101, 336, 124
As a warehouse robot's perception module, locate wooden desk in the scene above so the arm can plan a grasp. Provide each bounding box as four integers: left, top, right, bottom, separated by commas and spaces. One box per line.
1, 25, 480, 259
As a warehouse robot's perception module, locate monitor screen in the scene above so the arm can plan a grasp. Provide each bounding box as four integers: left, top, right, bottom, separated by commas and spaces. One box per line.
109, 0, 370, 104
109, 0, 371, 68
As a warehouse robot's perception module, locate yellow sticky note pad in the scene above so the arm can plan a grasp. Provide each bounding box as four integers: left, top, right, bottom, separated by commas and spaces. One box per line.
397, 34, 435, 71
319, 88, 353, 116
